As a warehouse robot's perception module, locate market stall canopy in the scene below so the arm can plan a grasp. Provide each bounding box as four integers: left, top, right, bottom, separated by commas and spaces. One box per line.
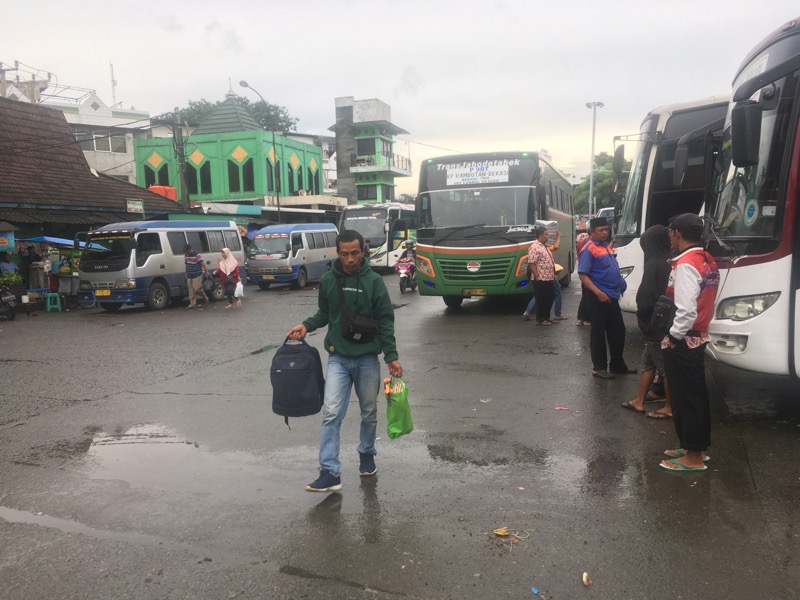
19, 236, 90, 248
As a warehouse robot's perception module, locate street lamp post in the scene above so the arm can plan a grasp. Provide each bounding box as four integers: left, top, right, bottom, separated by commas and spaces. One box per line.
240, 80, 281, 223
586, 101, 604, 217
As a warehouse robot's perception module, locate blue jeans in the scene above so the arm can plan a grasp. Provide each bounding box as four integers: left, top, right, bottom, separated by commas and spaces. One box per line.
319, 353, 381, 476
525, 280, 563, 317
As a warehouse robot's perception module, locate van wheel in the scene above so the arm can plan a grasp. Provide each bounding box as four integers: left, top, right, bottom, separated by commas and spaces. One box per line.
294, 268, 308, 289
559, 271, 571, 287
146, 282, 169, 310
209, 279, 225, 301
99, 302, 121, 312
257, 282, 271, 290
443, 295, 463, 308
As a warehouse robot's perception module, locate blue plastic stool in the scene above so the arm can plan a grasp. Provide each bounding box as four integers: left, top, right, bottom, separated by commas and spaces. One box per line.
46, 292, 62, 313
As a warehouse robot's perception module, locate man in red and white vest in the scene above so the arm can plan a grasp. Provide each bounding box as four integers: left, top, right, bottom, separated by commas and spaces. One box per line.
660, 213, 719, 472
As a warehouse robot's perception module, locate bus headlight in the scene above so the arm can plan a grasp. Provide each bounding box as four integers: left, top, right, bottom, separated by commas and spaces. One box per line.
515, 256, 529, 278
79, 280, 93, 290
114, 278, 136, 289
716, 292, 780, 321
277, 266, 292, 273
619, 266, 634, 279
416, 255, 435, 278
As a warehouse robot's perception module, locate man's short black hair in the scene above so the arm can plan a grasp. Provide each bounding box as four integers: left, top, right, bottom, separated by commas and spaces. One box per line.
533, 226, 548, 239
336, 229, 364, 252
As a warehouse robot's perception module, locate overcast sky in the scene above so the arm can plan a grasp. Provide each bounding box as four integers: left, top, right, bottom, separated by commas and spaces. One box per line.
4, 1, 798, 194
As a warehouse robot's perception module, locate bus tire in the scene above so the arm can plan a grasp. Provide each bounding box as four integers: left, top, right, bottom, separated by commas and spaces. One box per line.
443, 295, 463, 308
559, 271, 571, 287
99, 302, 121, 312
294, 268, 308, 289
257, 282, 271, 290
146, 282, 169, 310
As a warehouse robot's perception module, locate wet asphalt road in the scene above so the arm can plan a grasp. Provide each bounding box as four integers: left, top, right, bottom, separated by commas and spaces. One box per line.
1, 278, 800, 600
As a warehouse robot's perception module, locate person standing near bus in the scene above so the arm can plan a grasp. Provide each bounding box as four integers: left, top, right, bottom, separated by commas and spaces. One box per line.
578, 217, 634, 378
184, 244, 210, 309
216, 248, 241, 309
659, 214, 719, 472
527, 227, 557, 325
287, 229, 403, 493
522, 229, 567, 321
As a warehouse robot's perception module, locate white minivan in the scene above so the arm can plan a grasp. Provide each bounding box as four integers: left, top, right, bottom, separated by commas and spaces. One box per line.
77, 220, 246, 311
248, 223, 338, 289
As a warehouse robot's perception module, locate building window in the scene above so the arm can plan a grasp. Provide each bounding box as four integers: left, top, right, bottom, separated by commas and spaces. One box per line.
297, 168, 303, 191
357, 185, 377, 201
228, 160, 241, 193
266, 159, 275, 192
76, 129, 127, 153
381, 184, 394, 201
308, 167, 315, 194
287, 165, 295, 195
185, 165, 198, 195
200, 162, 212, 194
145, 164, 169, 187
356, 138, 374, 156
242, 159, 254, 192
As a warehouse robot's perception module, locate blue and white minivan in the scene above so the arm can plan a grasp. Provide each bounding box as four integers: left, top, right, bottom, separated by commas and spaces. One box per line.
248, 223, 338, 289
77, 220, 246, 311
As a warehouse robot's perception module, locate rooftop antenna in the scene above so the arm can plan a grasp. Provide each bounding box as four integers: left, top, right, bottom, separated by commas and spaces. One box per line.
110, 62, 117, 106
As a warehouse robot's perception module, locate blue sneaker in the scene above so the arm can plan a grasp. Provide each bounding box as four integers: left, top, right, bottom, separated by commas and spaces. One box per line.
305, 469, 342, 492
359, 452, 377, 476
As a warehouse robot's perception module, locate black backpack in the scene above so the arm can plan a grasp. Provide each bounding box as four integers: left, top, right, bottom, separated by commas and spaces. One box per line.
270, 337, 325, 427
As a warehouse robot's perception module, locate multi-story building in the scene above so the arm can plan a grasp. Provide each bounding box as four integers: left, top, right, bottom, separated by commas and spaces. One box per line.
329, 97, 411, 204
1, 70, 149, 185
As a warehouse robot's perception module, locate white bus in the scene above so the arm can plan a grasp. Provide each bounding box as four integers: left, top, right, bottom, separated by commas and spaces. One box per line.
338, 202, 416, 269
612, 97, 729, 312
699, 16, 800, 377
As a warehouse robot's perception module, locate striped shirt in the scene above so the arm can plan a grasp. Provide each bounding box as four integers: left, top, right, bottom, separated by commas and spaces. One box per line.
185, 253, 205, 278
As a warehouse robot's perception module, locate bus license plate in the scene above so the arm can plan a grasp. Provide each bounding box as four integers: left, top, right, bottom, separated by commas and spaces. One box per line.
96, 290, 111, 296
262, 275, 275, 280
463, 288, 487, 296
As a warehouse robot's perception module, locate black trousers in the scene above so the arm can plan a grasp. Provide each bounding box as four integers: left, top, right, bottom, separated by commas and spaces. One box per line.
577, 286, 592, 321
585, 293, 627, 372
662, 342, 710, 452
224, 281, 236, 304
533, 280, 555, 322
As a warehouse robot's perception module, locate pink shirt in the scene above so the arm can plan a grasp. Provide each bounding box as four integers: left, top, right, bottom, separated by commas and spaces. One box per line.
527, 240, 555, 281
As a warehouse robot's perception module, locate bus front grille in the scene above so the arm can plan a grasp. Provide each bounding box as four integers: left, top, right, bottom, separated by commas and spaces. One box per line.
437, 256, 514, 281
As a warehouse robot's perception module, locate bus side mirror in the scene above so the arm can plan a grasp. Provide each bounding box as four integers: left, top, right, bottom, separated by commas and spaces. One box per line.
731, 100, 762, 167
673, 144, 689, 188
384, 222, 390, 233
612, 144, 625, 178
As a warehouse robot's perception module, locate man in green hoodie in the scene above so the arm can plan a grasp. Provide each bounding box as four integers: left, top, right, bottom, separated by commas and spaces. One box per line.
287, 229, 403, 492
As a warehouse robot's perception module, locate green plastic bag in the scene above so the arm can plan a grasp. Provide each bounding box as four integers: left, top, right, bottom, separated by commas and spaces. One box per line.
385, 377, 413, 440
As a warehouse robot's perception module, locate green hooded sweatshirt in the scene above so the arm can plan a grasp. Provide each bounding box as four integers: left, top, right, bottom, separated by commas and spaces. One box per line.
302, 258, 399, 363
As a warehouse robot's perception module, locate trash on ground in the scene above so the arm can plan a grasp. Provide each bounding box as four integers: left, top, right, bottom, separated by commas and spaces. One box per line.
489, 527, 530, 551
583, 571, 593, 586
531, 586, 540, 595
554, 406, 570, 411
492, 526, 510, 536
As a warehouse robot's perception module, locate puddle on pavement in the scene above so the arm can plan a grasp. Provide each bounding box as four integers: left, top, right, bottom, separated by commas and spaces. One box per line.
84, 423, 301, 496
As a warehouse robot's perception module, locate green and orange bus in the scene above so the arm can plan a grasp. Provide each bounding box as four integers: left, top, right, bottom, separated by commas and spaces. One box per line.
416, 152, 575, 307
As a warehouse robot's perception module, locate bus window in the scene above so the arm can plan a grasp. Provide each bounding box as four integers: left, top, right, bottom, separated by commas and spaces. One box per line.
167, 231, 186, 255
312, 232, 326, 248
208, 231, 225, 252
136, 233, 162, 267
292, 234, 304, 256
325, 231, 338, 247
223, 230, 241, 251
306, 234, 317, 249
186, 231, 209, 253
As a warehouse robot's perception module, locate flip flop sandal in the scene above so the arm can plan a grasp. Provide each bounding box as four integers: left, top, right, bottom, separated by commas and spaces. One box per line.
659, 458, 708, 472
646, 411, 672, 419
664, 449, 711, 462
621, 401, 645, 413
536, 321, 552, 326
592, 370, 615, 379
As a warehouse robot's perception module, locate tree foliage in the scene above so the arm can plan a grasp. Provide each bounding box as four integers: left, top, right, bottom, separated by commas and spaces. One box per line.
397, 193, 417, 203
573, 152, 631, 215
166, 96, 299, 132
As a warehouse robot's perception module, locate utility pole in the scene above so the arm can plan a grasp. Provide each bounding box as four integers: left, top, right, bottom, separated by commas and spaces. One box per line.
586, 101, 604, 217
173, 109, 189, 212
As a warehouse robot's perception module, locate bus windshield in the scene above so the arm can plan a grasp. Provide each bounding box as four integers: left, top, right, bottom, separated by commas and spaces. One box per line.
419, 186, 536, 228
251, 235, 290, 255
80, 234, 134, 268
340, 208, 388, 242
617, 134, 653, 237
712, 73, 797, 243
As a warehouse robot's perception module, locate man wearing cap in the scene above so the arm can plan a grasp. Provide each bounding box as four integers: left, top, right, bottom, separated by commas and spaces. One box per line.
184, 244, 211, 308
578, 217, 634, 378
659, 213, 719, 472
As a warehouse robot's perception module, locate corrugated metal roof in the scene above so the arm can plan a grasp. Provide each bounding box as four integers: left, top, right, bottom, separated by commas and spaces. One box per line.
192, 95, 263, 135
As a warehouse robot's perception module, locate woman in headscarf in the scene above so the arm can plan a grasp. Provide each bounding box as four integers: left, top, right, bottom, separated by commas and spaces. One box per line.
216, 248, 241, 308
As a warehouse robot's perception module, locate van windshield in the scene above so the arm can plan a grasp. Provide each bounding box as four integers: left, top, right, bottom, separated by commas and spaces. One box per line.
80, 234, 134, 269
252, 234, 290, 255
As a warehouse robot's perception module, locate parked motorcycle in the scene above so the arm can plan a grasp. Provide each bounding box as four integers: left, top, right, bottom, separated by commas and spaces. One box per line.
0, 285, 17, 320
395, 258, 417, 293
